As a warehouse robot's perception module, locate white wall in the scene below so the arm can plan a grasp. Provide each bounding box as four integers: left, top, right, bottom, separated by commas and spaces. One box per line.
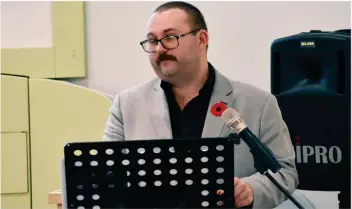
1, 1, 350, 97
82, 1, 351, 97
1, 1, 52, 48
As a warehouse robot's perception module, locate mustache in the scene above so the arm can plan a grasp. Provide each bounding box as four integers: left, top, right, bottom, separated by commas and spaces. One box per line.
157, 54, 177, 65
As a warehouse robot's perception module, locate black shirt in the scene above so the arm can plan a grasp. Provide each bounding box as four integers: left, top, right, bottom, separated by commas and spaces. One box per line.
161, 64, 254, 209
160, 63, 216, 139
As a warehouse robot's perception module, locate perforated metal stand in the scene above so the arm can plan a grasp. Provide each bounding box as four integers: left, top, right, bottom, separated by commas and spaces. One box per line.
63, 137, 235, 209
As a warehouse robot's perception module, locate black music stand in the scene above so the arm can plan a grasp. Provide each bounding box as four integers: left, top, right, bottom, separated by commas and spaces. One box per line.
63, 137, 236, 209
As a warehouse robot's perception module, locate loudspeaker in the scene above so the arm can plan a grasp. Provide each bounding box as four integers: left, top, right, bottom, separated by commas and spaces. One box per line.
270, 29, 350, 208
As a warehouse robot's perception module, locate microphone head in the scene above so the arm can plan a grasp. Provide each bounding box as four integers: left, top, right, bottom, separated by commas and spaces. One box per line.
221, 108, 240, 125
221, 108, 247, 134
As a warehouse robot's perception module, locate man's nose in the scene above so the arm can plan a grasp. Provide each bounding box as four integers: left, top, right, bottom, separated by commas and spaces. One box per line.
155, 41, 167, 53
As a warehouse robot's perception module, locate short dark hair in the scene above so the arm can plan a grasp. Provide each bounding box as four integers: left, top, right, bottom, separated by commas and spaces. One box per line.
154, 1, 208, 31
154, 1, 208, 50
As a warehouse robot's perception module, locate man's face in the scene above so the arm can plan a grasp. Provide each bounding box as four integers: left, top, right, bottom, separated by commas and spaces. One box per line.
145, 9, 201, 82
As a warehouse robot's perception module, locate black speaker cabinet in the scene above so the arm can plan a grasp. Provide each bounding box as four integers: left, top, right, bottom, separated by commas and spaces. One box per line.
271, 29, 350, 208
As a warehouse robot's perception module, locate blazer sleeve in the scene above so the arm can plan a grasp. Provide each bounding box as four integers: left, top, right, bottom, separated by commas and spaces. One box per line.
103, 94, 125, 141
241, 94, 299, 208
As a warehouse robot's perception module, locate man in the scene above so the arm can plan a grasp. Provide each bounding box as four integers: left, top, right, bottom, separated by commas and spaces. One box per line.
103, 1, 298, 208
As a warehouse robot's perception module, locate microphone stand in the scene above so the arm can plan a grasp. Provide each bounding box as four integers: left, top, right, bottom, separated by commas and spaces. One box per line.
229, 133, 305, 209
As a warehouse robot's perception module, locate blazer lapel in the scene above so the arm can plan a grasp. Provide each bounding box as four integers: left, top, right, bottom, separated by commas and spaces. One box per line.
148, 80, 173, 139
147, 69, 235, 139
202, 71, 235, 138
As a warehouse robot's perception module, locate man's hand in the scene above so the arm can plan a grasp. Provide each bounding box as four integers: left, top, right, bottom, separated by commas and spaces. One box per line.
234, 177, 254, 208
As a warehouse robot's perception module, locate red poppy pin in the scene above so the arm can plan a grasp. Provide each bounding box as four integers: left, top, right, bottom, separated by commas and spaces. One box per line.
211, 101, 227, 116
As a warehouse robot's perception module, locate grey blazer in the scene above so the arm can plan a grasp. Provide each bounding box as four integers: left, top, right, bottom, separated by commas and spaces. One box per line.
103, 69, 299, 208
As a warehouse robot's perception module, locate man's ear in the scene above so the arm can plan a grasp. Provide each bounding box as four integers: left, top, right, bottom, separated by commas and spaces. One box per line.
198, 29, 209, 51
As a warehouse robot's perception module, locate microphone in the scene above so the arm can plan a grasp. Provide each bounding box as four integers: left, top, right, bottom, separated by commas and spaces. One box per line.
221, 108, 305, 209
221, 107, 281, 173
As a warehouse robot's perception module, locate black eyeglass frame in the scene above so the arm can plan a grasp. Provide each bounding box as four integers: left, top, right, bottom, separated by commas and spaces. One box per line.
140, 28, 201, 53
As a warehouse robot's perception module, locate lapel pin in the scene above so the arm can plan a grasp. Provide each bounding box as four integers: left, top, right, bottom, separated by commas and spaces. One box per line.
210, 102, 227, 116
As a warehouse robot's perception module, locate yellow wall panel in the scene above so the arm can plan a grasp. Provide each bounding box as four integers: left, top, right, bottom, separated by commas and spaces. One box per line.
1, 132, 29, 194
1, 48, 55, 78
29, 78, 112, 209
1, 75, 29, 132
1, 194, 31, 209
52, 2, 86, 78
1, 2, 86, 78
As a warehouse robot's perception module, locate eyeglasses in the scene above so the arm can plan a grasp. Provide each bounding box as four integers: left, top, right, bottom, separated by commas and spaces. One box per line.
140, 29, 200, 53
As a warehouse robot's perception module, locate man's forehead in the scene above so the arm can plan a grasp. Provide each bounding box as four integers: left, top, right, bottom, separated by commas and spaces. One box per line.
146, 9, 191, 36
